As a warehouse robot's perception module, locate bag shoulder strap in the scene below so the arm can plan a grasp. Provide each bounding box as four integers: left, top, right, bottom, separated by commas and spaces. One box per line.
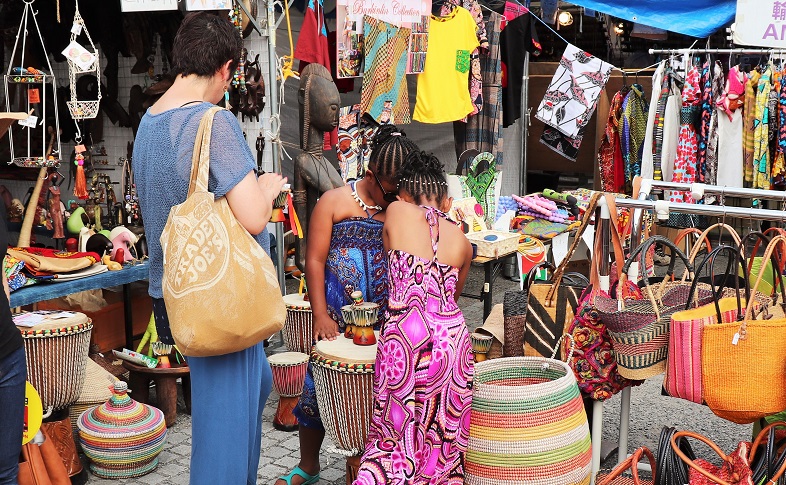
188, 106, 225, 197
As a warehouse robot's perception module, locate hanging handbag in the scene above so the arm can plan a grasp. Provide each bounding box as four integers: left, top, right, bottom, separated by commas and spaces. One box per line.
664, 244, 746, 404
669, 430, 780, 485
503, 192, 600, 358
702, 235, 786, 424
750, 422, 786, 485
596, 446, 656, 485
39, 417, 83, 477
456, 152, 500, 227
160, 107, 286, 357
564, 205, 638, 401
595, 236, 716, 380
18, 429, 71, 485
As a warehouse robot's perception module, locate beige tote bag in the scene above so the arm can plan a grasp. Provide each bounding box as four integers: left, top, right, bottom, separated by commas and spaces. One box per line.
160, 107, 285, 356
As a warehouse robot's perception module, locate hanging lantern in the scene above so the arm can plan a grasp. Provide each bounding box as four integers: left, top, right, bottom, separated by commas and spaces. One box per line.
64, 1, 102, 120
3, 0, 62, 168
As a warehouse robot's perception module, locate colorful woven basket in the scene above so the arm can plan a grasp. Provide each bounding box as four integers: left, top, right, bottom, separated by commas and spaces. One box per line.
466, 356, 592, 485
77, 381, 167, 479
69, 358, 118, 442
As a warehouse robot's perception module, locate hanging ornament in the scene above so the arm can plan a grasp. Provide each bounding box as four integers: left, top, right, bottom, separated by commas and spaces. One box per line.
63, 0, 101, 120
74, 142, 88, 200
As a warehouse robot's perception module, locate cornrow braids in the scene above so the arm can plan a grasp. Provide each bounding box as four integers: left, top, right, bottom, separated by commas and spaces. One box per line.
398, 151, 448, 203
368, 124, 420, 183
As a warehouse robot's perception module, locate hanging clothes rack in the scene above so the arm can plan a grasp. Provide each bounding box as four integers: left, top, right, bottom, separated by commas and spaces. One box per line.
649, 47, 786, 55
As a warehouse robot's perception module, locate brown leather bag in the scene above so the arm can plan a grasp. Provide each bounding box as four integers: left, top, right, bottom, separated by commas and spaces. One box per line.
40, 418, 83, 477
18, 429, 71, 485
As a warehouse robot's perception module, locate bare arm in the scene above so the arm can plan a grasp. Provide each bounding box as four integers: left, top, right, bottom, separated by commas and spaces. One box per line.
305, 191, 341, 341
2, 270, 9, 303
225, 172, 286, 235
454, 237, 474, 301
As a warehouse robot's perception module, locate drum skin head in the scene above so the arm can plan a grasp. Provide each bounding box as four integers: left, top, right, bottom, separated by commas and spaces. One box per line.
314, 334, 377, 364
268, 351, 309, 365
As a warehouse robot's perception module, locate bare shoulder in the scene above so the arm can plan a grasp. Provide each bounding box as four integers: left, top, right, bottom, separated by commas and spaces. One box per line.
385, 201, 421, 219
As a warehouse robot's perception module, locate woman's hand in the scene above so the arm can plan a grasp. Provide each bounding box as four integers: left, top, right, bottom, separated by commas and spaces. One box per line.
313, 312, 340, 341
257, 173, 287, 205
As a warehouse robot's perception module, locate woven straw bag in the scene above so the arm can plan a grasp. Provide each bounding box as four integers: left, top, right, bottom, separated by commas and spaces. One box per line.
160, 107, 285, 356
702, 235, 786, 424
595, 236, 717, 380
596, 446, 656, 485
465, 336, 592, 485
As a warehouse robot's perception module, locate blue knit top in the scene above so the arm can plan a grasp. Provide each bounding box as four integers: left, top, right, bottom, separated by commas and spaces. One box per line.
133, 102, 270, 299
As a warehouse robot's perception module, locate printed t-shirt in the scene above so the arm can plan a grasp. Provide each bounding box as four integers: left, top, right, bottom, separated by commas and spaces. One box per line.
413, 7, 480, 124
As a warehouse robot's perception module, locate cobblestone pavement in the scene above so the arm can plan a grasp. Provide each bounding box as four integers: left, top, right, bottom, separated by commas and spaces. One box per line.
82, 263, 754, 484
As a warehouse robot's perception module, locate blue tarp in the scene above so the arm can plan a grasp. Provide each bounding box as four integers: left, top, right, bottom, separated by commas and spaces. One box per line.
564, 0, 736, 38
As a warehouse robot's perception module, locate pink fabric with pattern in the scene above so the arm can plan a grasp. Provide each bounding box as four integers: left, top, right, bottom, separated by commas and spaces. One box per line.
670, 67, 701, 204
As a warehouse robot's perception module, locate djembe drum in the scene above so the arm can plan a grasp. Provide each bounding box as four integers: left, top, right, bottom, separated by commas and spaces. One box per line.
351, 302, 378, 346
311, 334, 377, 484
268, 351, 309, 432
283, 294, 313, 354
470, 332, 493, 362
18, 312, 92, 410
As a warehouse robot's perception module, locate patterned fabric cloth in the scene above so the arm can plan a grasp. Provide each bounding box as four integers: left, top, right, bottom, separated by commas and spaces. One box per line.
294, 212, 388, 430
535, 44, 614, 139
620, 84, 648, 192
641, 62, 665, 179
775, 75, 786, 187
705, 61, 725, 204
540, 125, 585, 161
753, 66, 772, 190
598, 87, 629, 193
697, 61, 712, 183
337, 105, 383, 182
688, 441, 754, 485
652, 69, 672, 181
454, 12, 504, 165
360, 16, 411, 124
670, 66, 701, 204
354, 207, 473, 485
743, 70, 760, 187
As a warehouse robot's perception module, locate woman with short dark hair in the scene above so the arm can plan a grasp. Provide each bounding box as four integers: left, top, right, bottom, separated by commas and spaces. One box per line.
132, 12, 286, 485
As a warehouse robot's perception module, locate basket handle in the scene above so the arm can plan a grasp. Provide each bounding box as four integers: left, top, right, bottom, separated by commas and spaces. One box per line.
670, 431, 733, 485
743, 235, 786, 337
596, 446, 657, 485
749, 421, 786, 481
549, 333, 576, 363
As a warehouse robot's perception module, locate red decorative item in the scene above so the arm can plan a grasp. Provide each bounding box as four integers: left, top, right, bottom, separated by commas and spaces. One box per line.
74, 149, 88, 200
65, 238, 78, 252
113, 248, 125, 264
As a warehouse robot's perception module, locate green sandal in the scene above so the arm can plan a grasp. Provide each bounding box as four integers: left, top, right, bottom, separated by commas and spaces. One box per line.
279, 466, 319, 485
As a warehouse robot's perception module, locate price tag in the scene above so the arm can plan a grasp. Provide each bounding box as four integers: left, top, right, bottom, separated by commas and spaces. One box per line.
28, 88, 40, 104
74, 144, 86, 154
71, 22, 83, 35
18, 115, 38, 129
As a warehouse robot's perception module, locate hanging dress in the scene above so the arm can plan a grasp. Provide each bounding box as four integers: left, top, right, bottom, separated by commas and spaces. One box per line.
670, 66, 701, 204
360, 16, 412, 124
753, 66, 772, 190
697, 61, 712, 183
743, 70, 761, 187
705, 61, 725, 203
354, 207, 473, 485
774, 70, 786, 187
716, 67, 746, 189
620, 84, 648, 192
641, 62, 665, 179
598, 86, 629, 193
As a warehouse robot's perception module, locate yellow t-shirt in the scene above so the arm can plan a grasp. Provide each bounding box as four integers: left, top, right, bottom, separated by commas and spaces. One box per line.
413, 7, 480, 124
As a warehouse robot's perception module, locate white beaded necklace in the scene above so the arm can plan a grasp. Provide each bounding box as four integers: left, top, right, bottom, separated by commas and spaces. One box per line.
351, 182, 382, 212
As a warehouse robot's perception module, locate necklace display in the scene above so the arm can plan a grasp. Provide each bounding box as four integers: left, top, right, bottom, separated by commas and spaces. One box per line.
351, 182, 382, 212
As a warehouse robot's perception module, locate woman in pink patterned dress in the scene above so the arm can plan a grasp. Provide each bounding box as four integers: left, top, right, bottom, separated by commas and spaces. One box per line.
354, 152, 474, 485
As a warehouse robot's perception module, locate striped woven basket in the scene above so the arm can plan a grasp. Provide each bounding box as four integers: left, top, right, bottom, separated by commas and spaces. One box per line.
69, 358, 118, 445
466, 354, 592, 485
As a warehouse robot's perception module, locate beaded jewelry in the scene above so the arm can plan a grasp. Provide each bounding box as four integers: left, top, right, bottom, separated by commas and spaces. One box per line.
351, 184, 382, 212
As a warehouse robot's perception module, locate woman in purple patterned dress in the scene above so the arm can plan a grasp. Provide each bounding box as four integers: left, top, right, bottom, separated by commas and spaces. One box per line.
354, 152, 474, 485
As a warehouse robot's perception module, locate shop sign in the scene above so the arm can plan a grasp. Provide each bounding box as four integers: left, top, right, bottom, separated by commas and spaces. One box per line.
120, 0, 178, 12
735, 0, 786, 47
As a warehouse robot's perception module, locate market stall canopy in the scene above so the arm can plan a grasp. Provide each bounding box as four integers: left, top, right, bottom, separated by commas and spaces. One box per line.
563, 0, 735, 38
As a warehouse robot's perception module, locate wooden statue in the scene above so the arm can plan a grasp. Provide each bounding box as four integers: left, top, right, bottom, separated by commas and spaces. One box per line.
294, 63, 343, 271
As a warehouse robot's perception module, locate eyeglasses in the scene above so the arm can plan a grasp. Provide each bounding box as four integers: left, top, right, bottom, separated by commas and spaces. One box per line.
371, 171, 398, 203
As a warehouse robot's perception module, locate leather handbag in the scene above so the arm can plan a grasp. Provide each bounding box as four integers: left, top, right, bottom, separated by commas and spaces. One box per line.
656, 427, 694, 485
160, 107, 285, 357
40, 418, 83, 477
18, 429, 71, 485
669, 431, 763, 485
750, 422, 786, 485
596, 446, 656, 485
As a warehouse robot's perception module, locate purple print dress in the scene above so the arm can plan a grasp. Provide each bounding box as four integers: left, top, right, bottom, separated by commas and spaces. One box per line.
354, 207, 473, 485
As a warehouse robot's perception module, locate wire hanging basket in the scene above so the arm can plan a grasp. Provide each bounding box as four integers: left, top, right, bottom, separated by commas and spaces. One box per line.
3, 0, 62, 168
65, 4, 101, 120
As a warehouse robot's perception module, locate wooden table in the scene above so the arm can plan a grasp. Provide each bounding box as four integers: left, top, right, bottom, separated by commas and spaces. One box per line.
10, 262, 149, 349
460, 250, 518, 321
122, 360, 191, 427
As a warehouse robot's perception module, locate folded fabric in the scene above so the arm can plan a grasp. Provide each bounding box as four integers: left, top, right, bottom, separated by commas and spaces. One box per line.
8, 247, 100, 277
3, 255, 28, 292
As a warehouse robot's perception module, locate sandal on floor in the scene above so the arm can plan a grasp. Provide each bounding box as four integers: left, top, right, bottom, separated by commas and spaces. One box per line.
279, 466, 319, 485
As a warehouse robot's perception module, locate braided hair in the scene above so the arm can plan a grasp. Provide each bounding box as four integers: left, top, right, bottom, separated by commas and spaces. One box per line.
398, 151, 448, 204
368, 125, 420, 183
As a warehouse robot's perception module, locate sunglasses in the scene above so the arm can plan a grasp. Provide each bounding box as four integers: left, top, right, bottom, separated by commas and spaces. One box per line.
371, 171, 398, 203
